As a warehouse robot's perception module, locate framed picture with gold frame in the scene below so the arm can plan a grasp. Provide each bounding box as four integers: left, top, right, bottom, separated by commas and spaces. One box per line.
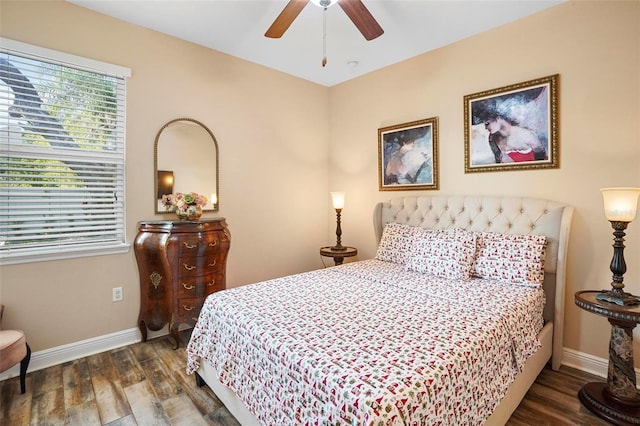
378, 117, 439, 191
464, 74, 559, 173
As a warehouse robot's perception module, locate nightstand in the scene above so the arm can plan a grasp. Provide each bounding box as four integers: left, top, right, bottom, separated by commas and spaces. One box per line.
575, 290, 640, 425
320, 246, 357, 266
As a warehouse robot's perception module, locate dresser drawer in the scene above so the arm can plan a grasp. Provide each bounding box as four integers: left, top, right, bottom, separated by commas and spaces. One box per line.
177, 273, 225, 298
177, 298, 204, 324
177, 254, 219, 276
175, 234, 221, 257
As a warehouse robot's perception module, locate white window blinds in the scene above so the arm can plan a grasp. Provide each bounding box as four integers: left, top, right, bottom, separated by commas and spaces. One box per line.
0, 39, 131, 264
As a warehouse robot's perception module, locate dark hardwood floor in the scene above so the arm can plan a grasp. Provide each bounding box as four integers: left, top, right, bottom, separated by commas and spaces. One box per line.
506, 367, 610, 426
0, 330, 610, 425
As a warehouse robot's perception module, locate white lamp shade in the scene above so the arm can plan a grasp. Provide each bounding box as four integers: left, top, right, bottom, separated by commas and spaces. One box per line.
601, 187, 640, 221
331, 191, 345, 209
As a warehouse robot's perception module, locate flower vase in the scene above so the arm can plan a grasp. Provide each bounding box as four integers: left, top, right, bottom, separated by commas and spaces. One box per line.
176, 209, 188, 221
176, 205, 202, 221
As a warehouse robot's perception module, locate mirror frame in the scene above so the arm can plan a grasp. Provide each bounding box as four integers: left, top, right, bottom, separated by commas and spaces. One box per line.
154, 118, 219, 214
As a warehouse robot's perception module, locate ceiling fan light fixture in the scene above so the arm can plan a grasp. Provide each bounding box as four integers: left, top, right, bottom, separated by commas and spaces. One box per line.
310, 0, 338, 8
266, 0, 383, 41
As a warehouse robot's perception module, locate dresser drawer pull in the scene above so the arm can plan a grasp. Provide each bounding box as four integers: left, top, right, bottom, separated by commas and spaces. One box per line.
207, 279, 216, 287
209, 240, 217, 247
182, 283, 195, 290
183, 305, 195, 311
208, 259, 217, 267
183, 263, 197, 271
183, 242, 197, 249
192, 317, 199, 322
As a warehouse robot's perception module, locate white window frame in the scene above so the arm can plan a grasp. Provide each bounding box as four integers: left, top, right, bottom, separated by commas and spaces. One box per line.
0, 38, 132, 265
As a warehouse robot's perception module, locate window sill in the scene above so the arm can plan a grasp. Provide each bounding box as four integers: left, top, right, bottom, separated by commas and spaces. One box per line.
0, 243, 131, 266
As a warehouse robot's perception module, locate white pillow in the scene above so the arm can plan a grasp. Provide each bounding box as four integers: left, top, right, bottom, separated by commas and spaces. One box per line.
375, 223, 416, 265
405, 228, 477, 281
472, 232, 547, 287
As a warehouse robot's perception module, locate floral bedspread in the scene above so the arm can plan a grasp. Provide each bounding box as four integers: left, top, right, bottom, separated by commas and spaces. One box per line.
186, 259, 545, 425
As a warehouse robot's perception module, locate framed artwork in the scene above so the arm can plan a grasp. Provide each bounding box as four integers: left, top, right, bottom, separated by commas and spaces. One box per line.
378, 117, 439, 191
464, 74, 559, 173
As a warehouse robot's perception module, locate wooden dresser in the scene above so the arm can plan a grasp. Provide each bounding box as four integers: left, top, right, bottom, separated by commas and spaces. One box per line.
134, 219, 230, 348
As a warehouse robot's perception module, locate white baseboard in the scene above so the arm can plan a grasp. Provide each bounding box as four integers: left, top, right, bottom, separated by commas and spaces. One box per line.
2, 337, 639, 387
0, 326, 175, 382
562, 347, 640, 386
561, 347, 608, 378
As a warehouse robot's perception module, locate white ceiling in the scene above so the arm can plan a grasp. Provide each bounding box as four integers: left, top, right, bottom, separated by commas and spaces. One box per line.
67, 0, 562, 87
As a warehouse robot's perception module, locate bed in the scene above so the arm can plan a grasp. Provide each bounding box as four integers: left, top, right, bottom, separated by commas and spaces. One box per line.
186, 195, 574, 425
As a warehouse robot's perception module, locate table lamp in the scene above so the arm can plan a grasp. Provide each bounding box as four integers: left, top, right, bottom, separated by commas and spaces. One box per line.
330, 191, 346, 251
596, 187, 640, 305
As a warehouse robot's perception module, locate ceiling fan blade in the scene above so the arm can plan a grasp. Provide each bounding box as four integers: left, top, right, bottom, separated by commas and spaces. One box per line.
338, 0, 384, 41
265, 0, 309, 38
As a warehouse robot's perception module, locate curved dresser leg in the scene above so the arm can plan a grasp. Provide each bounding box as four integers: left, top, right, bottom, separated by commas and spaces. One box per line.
169, 323, 180, 349
139, 320, 148, 342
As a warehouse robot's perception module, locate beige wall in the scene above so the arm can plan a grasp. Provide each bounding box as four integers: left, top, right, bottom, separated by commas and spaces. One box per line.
1, 0, 639, 369
328, 1, 640, 364
0, 0, 330, 351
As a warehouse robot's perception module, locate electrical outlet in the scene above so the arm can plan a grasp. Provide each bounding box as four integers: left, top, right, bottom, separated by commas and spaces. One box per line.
112, 286, 123, 302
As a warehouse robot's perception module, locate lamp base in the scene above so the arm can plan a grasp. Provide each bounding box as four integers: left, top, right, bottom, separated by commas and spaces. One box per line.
329, 245, 347, 251
596, 291, 640, 306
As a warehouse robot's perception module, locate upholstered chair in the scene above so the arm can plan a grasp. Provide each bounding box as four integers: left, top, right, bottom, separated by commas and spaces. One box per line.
0, 305, 31, 393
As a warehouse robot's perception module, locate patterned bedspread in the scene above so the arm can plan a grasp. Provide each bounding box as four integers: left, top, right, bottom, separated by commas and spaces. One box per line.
186, 259, 545, 425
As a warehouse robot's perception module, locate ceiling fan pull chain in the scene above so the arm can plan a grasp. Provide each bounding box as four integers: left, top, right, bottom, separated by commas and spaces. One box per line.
322, 6, 327, 67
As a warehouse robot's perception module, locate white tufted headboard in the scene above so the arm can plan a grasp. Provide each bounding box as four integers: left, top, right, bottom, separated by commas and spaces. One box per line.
373, 195, 574, 370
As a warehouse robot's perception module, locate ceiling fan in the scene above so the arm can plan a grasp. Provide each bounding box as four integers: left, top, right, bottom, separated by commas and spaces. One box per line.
265, 0, 384, 41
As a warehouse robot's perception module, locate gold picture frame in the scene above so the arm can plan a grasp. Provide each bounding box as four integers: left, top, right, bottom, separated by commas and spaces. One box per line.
464, 74, 559, 173
378, 117, 439, 191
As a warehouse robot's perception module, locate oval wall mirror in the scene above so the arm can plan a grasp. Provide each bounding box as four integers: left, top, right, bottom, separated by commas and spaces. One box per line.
154, 118, 219, 213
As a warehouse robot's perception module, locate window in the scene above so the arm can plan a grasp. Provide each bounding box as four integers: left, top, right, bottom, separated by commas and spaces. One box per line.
0, 39, 131, 265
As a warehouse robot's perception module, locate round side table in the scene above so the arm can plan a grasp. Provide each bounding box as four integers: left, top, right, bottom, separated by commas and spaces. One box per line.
320, 246, 357, 266
575, 290, 640, 425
